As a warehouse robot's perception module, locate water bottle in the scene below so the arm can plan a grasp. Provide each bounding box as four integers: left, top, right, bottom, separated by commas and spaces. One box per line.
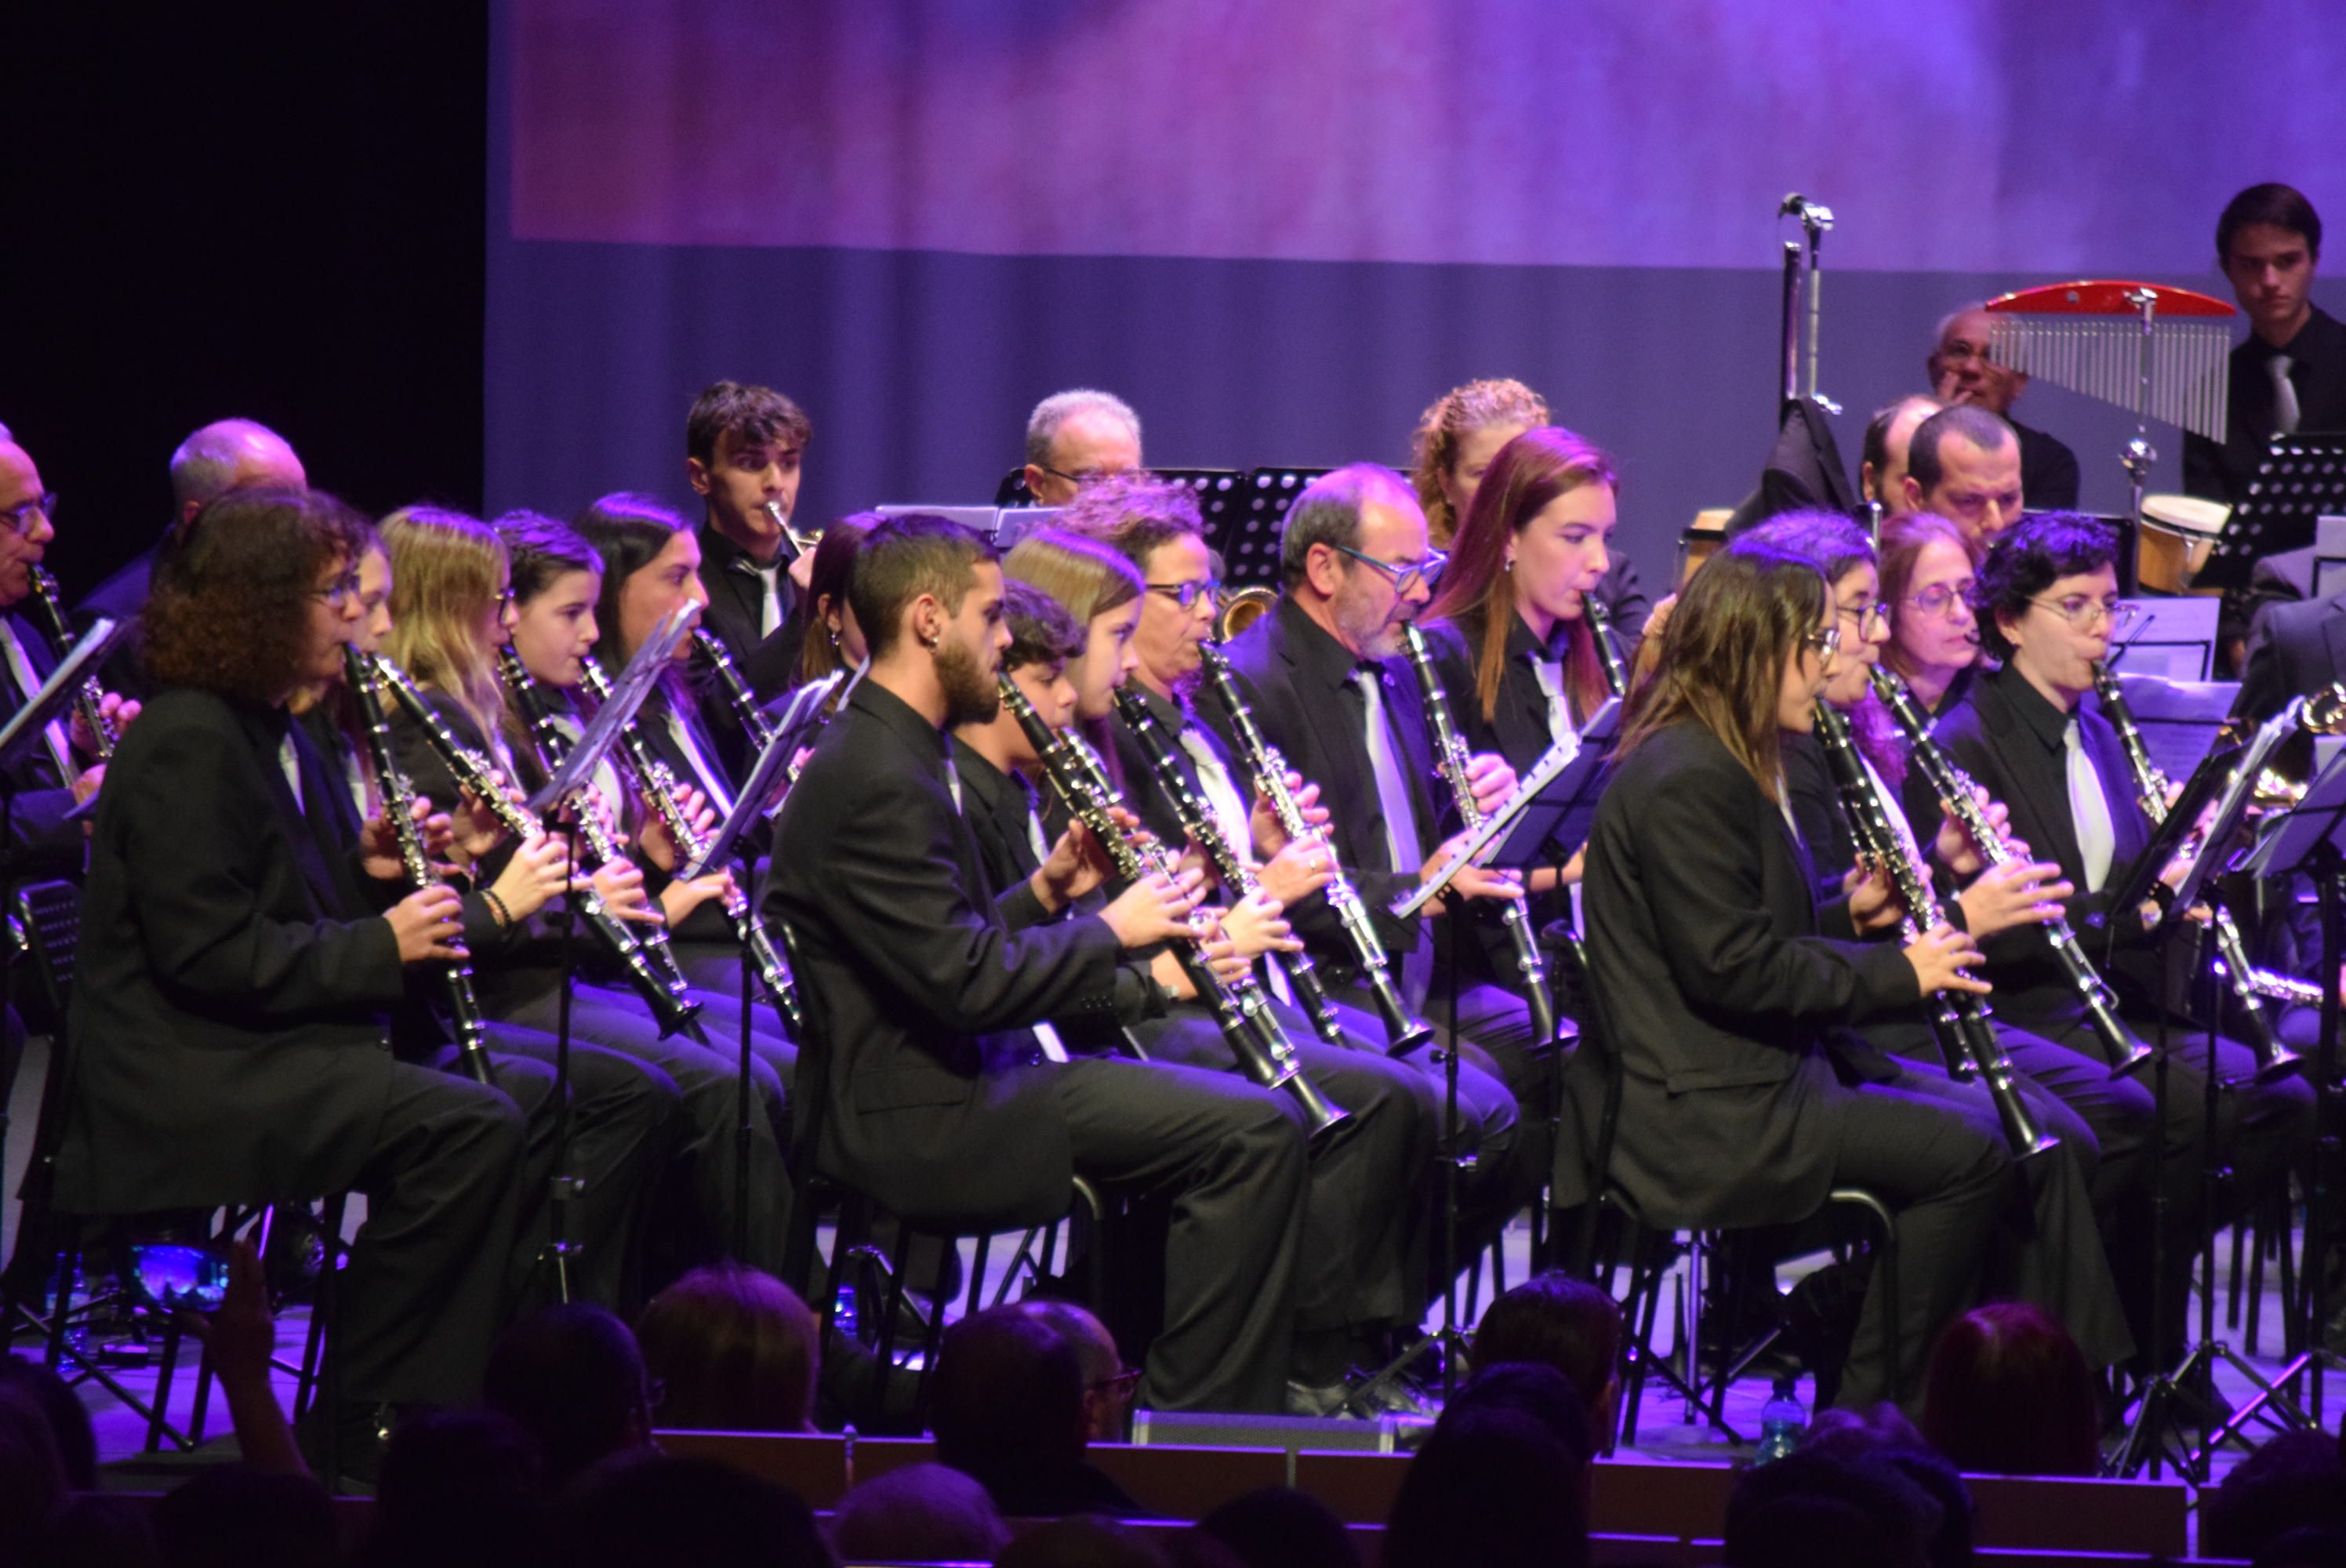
1755, 1374, 1805, 1464
833, 1283, 859, 1341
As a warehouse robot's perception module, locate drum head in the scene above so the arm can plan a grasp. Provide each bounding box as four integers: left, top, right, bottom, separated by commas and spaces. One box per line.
2141, 494, 2231, 535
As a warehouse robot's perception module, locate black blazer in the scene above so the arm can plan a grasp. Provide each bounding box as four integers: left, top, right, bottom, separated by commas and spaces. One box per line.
1901, 666, 2159, 1025
1574, 720, 1916, 1226
696, 528, 806, 704
2183, 306, 2346, 505
2011, 419, 2081, 513
56, 690, 408, 1214
0, 609, 93, 877
765, 678, 1146, 1225
2235, 586, 2346, 723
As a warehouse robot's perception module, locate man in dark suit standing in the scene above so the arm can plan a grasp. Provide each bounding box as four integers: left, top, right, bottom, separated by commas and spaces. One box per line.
1929, 304, 2081, 512
683, 381, 815, 716
766, 513, 1311, 1414
2185, 184, 2346, 508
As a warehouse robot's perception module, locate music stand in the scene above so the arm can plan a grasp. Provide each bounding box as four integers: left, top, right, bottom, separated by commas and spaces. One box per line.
526, 605, 691, 816
1219, 468, 1332, 590
2200, 433, 2346, 588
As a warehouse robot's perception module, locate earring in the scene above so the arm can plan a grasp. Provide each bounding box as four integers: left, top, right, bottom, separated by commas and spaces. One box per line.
1504, 558, 1514, 573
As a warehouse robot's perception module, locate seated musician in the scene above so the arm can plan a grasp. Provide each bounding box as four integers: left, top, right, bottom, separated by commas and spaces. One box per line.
0, 435, 132, 871
1199, 465, 1553, 1233
767, 512, 1312, 1415
1408, 377, 1647, 636
681, 381, 815, 713
1927, 305, 2080, 511
1900, 405, 2026, 548
1749, 512, 2134, 1367
487, 508, 799, 1279
1579, 538, 2010, 1409
792, 511, 875, 691
995, 524, 1440, 1410
292, 510, 682, 1312
1858, 396, 1943, 517
953, 577, 1433, 1413
1878, 513, 1985, 721
56, 487, 528, 1465
1903, 512, 2316, 1361
1021, 389, 1145, 506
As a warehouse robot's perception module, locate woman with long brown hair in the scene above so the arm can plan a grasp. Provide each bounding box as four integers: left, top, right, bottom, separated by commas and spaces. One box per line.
1578, 541, 2009, 1409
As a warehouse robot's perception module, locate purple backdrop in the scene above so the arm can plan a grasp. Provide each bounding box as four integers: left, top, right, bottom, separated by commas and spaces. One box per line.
487, 0, 2346, 583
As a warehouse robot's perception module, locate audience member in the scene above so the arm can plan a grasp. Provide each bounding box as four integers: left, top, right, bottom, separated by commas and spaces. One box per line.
0, 1381, 67, 1563
2257, 1527, 2346, 1568
1724, 1447, 1939, 1568
151, 1467, 339, 1568
362, 1407, 552, 1568
931, 1303, 1139, 1518
1803, 1403, 1929, 1458
0, 1355, 95, 1490
2203, 1431, 2346, 1563
1921, 1301, 2102, 1477
830, 1461, 1008, 1563
482, 1304, 654, 1489
1199, 1486, 1360, 1568
1470, 1271, 1623, 1436
558, 1453, 834, 1568
1384, 1405, 1589, 1568
995, 1515, 1170, 1568
635, 1263, 819, 1434
1023, 1297, 1139, 1443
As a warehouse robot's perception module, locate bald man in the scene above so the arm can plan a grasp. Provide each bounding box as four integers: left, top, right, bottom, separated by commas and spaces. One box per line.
1927, 305, 2080, 511
1859, 394, 1944, 514
74, 417, 307, 633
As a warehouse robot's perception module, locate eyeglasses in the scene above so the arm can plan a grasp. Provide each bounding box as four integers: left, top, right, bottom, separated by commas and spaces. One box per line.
1905, 583, 1977, 619
0, 493, 56, 537
2028, 594, 2138, 632
1803, 625, 1843, 658
1145, 579, 1222, 610
1040, 465, 1120, 490
309, 570, 364, 609
1837, 601, 1889, 634
1087, 1367, 1142, 1400
1331, 543, 1447, 596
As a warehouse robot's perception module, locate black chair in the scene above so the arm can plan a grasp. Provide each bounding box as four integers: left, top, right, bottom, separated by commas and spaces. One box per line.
774, 919, 1108, 1432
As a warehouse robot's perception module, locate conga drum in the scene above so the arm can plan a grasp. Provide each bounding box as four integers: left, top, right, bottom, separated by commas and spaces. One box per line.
2137, 493, 2228, 593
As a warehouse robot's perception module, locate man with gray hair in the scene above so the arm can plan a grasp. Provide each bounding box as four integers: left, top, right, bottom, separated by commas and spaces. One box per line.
1927, 303, 2079, 510
1021, 390, 1143, 506
1202, 464, 1556, 1313
75, 418, 308, 633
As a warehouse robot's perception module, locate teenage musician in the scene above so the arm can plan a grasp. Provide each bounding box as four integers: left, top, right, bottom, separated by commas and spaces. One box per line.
682, 381, 815, 707
793, 512, 875, 690
768, 513, 1314, 1413
1579, 539, 2010, 1408
56, 488, 527, 1456
992, 532, 1438, 1407
1903, 514, 2317, 1358
292, 514, 682, 1311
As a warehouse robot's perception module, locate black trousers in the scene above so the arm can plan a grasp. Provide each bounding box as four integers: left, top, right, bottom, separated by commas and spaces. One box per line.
1040, 1055, 1307, 1414
668, 938, 803, 1085
450, 1024, 684, 1312
338, 1062, 525, 1406
1132, 1001, 1433, 1337
496, 982, 794, 1279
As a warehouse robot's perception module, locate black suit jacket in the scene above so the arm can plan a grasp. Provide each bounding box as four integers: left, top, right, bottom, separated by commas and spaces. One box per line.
71, 536, 165, 699
1578, 720, 1916, 1227
1901, 666, 2159, 1026
2011, 418, 2081, 513
765, 678, 1146, 1225
696, 528, 807, 702
2183, 305, 2346, 505
0, 610, 93, 877
2235, 584, 2346, 722
56, 689, 407, 1214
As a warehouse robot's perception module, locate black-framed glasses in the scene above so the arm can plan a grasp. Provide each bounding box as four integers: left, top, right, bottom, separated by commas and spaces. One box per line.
1803, 625, 1843, 658
2028, 594, 2137, 632
309, 570, 364, 609
0, 493, 56, 537
1331, 543, 1447, 596
1145, 579, 1222, 610
1905, 583, 1977, 619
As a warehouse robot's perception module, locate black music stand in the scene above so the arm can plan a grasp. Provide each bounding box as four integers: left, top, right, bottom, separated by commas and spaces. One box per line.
2199, 432, 2346, 589
1218, 468, 1333, 590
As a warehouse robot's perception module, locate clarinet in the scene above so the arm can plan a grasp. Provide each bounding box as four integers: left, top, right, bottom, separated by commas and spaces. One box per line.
1582, 596, 1629, 701
343, 648, 496, 1087
1398, 622, 1559, 1044
1814, 701, 2056, 1160
1000, 676, 1348, 1140
1194, 644, 1433, 1054
26, 567, 114, 760
2090, 661, 2304, 1083
577, 662, 803, 1034
694, 630, 778, 752
1870, 666, 2152, 1076
377, 648, 704, 1038
1111, 686, 1353, 1052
